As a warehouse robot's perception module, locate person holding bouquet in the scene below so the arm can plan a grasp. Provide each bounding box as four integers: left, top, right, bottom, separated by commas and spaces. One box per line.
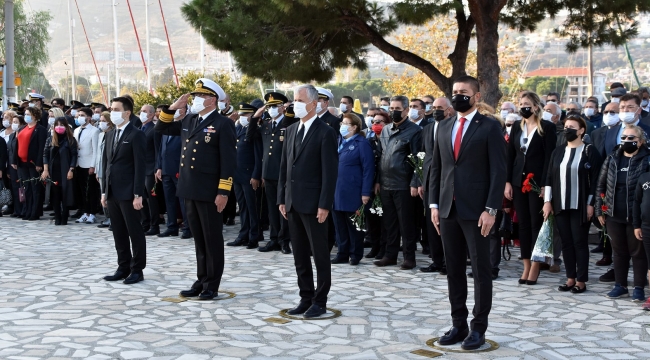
542, 115, 602, 293
332, 114, 375, 265
596, 125, 650, 301
504, 92, 557, 285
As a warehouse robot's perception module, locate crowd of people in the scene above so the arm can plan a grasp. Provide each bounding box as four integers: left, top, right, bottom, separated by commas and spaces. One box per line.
3, 76, 650, 349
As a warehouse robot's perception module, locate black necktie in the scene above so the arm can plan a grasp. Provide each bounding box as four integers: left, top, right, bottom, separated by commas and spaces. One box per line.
295, 124, 304, 153
78, 126, 85, 141
113, 129, 121, 154
272, 121, 276, 132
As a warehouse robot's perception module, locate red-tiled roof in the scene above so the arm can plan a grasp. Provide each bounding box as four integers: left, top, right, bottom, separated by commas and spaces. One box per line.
524, 68, 588, 77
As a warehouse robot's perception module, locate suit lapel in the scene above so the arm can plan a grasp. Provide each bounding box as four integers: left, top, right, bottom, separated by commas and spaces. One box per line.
293, 120, 320, 163
111, 124, 132, 161
457, 115, 482, 161
446, 115, 457, 160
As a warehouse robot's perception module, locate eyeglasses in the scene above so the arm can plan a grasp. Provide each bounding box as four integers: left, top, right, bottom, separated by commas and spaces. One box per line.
603, 111, 618, 115
520, 137, 528, 153
621, 135, 638, 141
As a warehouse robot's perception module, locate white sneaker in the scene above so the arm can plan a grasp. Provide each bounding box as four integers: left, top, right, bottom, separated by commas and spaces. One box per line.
85, 214, 96, 224
75, 214, 88, 223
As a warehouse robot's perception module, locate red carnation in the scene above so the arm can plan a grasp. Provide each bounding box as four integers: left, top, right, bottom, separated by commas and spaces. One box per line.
601, 205, 609, 212
54, 182, 59, 186
176, 173, 179, 179
600, 193, 605, 198
526, 173, 534, 180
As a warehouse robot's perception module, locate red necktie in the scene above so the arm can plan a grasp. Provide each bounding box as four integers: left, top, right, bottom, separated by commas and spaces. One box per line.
454, 117, 466, 160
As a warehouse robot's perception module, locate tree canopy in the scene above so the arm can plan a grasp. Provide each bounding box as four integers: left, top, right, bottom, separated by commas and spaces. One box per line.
181, 0, 650, 106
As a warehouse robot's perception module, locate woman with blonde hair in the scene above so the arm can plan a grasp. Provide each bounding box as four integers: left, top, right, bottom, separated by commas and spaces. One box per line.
504, 91, 557, 285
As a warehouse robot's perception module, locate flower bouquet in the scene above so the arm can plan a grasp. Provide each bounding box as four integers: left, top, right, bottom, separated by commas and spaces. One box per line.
599, 193, 610, 245
522, 173, 554, 262
350, 204, 367, 232
369, 195, 383, 216
407, 152, 426, 182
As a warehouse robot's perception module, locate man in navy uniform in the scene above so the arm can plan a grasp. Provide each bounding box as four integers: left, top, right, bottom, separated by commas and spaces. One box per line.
155, 78, 237, 300
315, 87, 342, 132
227, 103, 263, 249
247, 92, 298, 254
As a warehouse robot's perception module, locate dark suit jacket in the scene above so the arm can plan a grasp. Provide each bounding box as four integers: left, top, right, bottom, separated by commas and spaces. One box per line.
428, 113, 507, 220
234, 123, 262, 183
422, 119, 444, 190
157, 135, 182, 177
12, 124, 47, 167
507, 120, 557, 188
321, 111, 342, 132
102, 122, 146, 201
0, 137, 7, 173
591, 125, 608, 158
141, 121, 160, 175
247, 115, 298, 180
130, 113, 143, 129
278, 118, 338, 213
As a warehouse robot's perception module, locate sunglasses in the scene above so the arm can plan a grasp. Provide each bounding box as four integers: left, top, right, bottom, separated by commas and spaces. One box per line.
520, 137, 528, 153
621, 135, 638, 141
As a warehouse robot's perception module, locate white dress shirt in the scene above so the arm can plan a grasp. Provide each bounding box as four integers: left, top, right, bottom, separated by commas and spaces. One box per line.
297, 115, 317, 140
451, 108, 477, 150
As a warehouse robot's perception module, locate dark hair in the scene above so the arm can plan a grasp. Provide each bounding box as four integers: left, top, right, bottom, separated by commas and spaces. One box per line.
610, 82, 624, 90
156, 104, 170, 111
620, 93, 641, 106
546, 92, 561, 100
585, 99, 598, 108
25, 106, 42, 120
79, 107, 93, 117
341, 96, 354, 104
454, 75, 480, 93
52, 117, 76, 147
564, 114, 587, 139
51, 98, 65, 107
587, 96, 599, 107
380, 97, 390, 103
422, 95, 435, 102
374, 112, 390, 124
111, 96, 134, 112
410, 98, 426, 109
13, 114, 26, 126
94, 104, 108, 112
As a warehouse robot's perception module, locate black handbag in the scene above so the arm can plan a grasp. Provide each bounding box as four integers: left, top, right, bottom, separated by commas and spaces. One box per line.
0, 183, 12, 207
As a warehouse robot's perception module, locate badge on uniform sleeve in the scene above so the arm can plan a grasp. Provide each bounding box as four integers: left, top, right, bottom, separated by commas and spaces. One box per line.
279, 128, 285, 142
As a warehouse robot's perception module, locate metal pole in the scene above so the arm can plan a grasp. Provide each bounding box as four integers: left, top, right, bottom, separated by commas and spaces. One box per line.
4, 0, 16, 104
2, 64, 7, 110
112, 0, 120, 96
587, 41, 593, 97
67, 0, 76, 100
107, 63, 111, 100
145, 0, 151, 92
200, 27, 205, 75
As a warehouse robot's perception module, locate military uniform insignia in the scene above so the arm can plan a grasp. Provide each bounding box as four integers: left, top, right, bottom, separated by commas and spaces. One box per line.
279, 128, 285, 142
205, 135, 211, 143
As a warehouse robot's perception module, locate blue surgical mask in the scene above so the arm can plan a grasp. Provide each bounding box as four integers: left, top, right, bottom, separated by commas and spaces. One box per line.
339, 124, 350, 137
24, 115, 33, 124
75, 118, 81, 126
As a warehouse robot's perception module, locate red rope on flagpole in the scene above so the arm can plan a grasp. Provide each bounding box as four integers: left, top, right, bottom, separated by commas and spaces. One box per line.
158, 0, 180, 88
125, 0, 152, 94
73, 0, 108, 104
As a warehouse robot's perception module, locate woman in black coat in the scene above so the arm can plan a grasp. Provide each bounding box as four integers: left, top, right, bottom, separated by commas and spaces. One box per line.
41, 117, 78, 225
7, 115, 25, 217
504, 91, 557, 285
543, 115, 602, 293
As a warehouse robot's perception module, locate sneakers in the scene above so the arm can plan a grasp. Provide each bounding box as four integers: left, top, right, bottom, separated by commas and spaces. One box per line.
606, 284, 629, 299
75, 214, 88, 223
599, 268, 615, 283
642, 298, 650, 311
85, 214, 96, 224
632, 286, 646, 302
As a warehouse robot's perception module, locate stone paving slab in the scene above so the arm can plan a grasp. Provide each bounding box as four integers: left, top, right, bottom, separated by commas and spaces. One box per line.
1, 215, 649, 359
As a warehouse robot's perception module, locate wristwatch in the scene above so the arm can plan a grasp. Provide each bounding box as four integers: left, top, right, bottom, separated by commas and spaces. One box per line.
134, 195, 141, 199
485, 207, 497, 216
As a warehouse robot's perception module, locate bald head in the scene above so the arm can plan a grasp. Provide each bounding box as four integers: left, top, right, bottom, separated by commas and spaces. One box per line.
432, 97, 454, 120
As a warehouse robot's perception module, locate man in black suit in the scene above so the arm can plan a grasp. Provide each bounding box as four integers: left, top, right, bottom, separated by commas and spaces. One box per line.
339, 95, 364, 125
101, 96, 147, 285
155, 78, 237, 300
429, 76, 507, 350
422, 95, 436, 123
140, 104, 162, 235
278, 84, 338, 319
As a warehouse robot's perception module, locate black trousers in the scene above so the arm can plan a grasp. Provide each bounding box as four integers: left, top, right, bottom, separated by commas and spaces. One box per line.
365, 194, 382, 254
488, 210, 503, 271
264, 179, 290, 244
234, 180, 260, 241
381, 189, 417, 261
223, 191, 236, 221
288, 209, 331, 307
107, 197, 147, 274
424, 191, 445, 267
413, 193, 429, 250
141, 175, 160, 227
332, 210, 364, 261
75, 167, 98, 215
9, 166, 23, 216
50, 184, 69, 221
513, 186, 544, 259
440, 202, 492, 334
185, 199, 225, 291
607, 218, 647, 287
555, 210, 590, 282
161, 175, 187, 232
18, 162, 41, 219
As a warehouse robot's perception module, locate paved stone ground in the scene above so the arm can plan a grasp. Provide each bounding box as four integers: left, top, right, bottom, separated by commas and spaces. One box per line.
1, 215, 650, 360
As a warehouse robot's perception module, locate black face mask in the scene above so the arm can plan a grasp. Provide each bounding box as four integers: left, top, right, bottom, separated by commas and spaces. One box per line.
391, 110, 404, 123
519, 107, 534, 119
622, 141, 639, 154
564, 128, 579, 142
451, 94, 474, 113
433, 110, 446, 121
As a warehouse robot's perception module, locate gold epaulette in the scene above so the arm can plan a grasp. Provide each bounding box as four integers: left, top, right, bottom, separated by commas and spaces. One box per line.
218, 177, 233, 191
159, 109, 175, 123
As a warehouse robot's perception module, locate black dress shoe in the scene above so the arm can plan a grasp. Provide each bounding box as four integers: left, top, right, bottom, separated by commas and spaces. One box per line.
97, 222, 110, 228
439, 266, 448, 275
331, 255, 349, 264
349, 258, 360, 265
198, 290, 217, 300
144, 226, 160, 236
374, 252, 385, 260
374, 257, 397, 267
281, 242, 292, 254
439, 326, 469, 346
246, 241, 259, 249
181, 230, 193, 239
179, 288, 202, 297
258, 240, 281, 252
303, 304, 327, 318
365, 250, 378, 259
287, 302, 311, 315
108, 225, 113, 231
225, 218, 235, 226
420, 264, 442, 273
491, 270, 499, 280
461, 331, 485, 350
103, 270, 129, 281
467, 272, 474, 278
142, 225, 150, 233
123, 272, 144, 284
422, 247, 430, 255
227, 238, 249, 246
570, 285, 587, 294
158, 229, 179, 237
363, 241, 373, 248
591, 245, 604, 253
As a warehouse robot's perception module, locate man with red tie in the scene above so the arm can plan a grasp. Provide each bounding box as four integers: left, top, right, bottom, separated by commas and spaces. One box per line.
428, 76, 507, 350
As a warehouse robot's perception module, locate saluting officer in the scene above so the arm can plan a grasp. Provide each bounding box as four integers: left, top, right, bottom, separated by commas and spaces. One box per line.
248, 92, 299, 254
155, 78, 237, 300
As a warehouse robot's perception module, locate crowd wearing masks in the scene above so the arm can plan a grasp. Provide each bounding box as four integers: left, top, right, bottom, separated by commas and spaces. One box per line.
4, 77, 650, 351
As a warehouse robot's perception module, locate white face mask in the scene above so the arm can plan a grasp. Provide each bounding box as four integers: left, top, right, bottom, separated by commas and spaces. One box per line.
71, 109, 78, 116
500, 110, 511, 119
28, 103, 35, 108
78, 116, 87, 124
425, 104, 432, 112
99, 122, 109, 131
340, 103, 349, 113
11, 123, 19, 131
140, 112, 149, 122
316, 102, 323, 113
584, 108, 595, 117
408, 109, 420, 120
218, 101, 227, 111
110, 111, 125, 126
365, 116, 373, 129
191, 97, 206, 114
48, 117, 55, 125
92, 114, 100, 121
380, 105, 389, 112
294, 102, 309, 118
620, 111, 637, 124
3, 120, 10, 128
541, 111, 553, 122
239, 116, 249, 127
611, 97, 620, 103
268, 107, 280, 118
603, 113, 620, 126
643, 99, 649, 108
